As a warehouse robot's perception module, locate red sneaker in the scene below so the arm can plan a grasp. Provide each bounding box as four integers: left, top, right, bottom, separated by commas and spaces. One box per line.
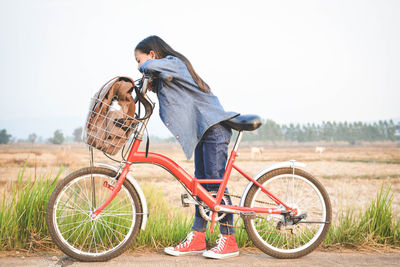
202, 234, 239, 259
164, 231, 206, 256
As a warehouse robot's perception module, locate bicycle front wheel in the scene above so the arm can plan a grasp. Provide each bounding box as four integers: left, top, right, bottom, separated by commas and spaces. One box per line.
46, 167, 143, 262
243, 167, 331, 259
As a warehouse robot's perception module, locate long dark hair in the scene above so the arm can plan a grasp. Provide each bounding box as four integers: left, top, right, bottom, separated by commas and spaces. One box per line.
135, 35, 211, 93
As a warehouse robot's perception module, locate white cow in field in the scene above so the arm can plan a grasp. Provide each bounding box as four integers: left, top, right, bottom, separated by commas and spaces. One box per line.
251, 147, 263, 159
315, 146, 326, 154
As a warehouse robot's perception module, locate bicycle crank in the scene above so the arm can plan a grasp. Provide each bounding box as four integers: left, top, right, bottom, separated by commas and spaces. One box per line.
198, 191, 230, 222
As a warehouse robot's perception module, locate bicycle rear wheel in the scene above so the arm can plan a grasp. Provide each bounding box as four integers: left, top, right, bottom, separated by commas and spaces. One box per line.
243, 167, 331, 259
46, 167, 143, 262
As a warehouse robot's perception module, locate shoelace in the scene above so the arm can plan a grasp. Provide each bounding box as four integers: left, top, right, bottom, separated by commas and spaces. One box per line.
211, 234, 227, 253
175, 231, 195, 249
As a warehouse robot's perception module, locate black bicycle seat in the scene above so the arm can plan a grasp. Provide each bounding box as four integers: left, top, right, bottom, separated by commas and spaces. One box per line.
222, 114, 262, 131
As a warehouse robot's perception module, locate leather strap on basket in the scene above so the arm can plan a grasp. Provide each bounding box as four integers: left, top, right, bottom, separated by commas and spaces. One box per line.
134, 86, 153, 120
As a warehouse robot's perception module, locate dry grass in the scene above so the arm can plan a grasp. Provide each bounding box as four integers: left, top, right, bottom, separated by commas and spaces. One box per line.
0, 141, 399, 252
1, 142, 399, 220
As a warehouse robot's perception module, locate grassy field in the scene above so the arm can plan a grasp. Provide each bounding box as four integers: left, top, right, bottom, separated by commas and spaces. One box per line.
0, 142, 399, 251
0, 166, 398, 251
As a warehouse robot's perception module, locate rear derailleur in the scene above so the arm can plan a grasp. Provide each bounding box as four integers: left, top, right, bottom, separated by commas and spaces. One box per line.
276, 212, 308, 232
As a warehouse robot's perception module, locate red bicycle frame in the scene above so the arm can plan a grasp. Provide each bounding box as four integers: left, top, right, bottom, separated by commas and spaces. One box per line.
92, 78, 294, 232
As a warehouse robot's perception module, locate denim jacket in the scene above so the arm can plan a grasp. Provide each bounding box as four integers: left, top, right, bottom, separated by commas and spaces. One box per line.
139, 55, 239, 160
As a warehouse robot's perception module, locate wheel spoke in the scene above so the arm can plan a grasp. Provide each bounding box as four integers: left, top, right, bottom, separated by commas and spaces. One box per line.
62, 219, 88, 236
103, 219, 132, 230
104, 198, 132, 213
95, 221, 107, 251
97, 218, 122, 244
58, 200, 89, 215
58, 218, 88, 228
88, 222, 96, 253
99, 218, 127, 238
77, 221, 94, 250
69, 218, 90, 244
65, 186, 92, 211
75, 181, 92, 207
101, 212, 133, 216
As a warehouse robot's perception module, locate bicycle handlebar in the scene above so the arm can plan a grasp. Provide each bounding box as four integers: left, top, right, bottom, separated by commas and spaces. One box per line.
134, 71, 172, 120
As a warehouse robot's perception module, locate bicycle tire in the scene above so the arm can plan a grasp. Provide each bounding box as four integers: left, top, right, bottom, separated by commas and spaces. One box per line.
243, 167, 332, 259
46, 167, 143, 262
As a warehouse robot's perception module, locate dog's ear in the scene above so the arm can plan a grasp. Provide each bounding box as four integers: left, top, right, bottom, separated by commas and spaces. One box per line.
115, 80, 134, 101
104, 81, 120, 105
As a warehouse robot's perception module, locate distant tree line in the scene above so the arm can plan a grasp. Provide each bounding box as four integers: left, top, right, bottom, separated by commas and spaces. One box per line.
0, 129, 12, 144
1, 120, 399, 145
243, 119, 400, 144
0, 127, 83, 145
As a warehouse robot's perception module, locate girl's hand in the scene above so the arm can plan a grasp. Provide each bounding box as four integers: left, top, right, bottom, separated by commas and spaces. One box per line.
148, 78, 158, 93
141, 76, 157, 92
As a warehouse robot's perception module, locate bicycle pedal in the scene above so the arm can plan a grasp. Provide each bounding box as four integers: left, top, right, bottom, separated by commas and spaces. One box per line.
240, 211, 256, 220
181, 193, 197, 207
181, 193, 189, 207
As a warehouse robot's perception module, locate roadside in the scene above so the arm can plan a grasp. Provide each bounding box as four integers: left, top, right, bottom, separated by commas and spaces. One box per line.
1, 249, 400, 267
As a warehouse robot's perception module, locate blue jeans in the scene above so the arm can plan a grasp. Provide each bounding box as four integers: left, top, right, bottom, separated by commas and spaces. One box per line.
191, 122, 234, 235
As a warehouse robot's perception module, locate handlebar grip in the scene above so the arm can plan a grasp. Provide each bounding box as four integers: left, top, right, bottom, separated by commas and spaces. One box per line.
159, 72, 173, 82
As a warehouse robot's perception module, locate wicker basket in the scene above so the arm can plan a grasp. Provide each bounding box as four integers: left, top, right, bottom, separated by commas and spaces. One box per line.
83, 97, 139, 155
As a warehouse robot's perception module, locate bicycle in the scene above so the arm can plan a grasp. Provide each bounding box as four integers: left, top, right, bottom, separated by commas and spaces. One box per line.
46, 74, 332, 262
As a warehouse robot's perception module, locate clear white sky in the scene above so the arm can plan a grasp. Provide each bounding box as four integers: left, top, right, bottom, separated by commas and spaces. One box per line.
0, 0, 399, 139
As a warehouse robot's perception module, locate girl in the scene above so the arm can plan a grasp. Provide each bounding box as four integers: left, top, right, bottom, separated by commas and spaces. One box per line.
135, 35, 240, 259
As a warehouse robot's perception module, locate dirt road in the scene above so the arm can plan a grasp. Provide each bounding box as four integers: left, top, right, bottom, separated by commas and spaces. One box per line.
1, 250, 399, 267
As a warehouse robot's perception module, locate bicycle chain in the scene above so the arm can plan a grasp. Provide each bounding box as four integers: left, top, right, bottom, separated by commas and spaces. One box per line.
224, 192, 277, 206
